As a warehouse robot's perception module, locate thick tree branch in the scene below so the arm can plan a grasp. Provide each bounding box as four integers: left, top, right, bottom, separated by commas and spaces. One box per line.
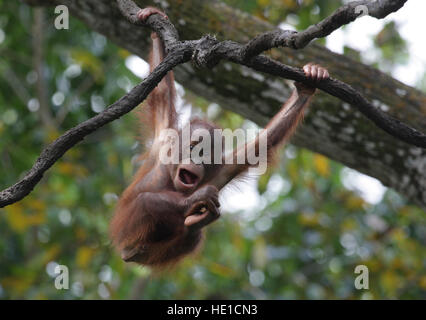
1, 0, 424, 208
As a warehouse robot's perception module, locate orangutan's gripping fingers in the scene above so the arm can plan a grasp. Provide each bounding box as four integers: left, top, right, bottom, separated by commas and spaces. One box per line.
137, 7, 168, 22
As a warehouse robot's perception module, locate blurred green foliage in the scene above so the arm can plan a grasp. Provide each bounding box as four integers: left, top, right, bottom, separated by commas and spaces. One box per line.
0, 0, 425, 299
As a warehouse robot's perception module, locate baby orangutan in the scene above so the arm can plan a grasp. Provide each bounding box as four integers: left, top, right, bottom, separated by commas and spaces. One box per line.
110, 7, 330, 267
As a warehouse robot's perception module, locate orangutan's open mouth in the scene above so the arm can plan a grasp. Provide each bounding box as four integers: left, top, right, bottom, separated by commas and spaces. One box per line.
178, 168, 199, 186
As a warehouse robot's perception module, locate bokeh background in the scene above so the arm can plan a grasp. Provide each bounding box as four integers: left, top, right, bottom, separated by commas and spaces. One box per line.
0, 0, 425, 299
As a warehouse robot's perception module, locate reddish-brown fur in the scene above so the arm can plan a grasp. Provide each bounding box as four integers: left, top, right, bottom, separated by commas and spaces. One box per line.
110, 7, 329, 268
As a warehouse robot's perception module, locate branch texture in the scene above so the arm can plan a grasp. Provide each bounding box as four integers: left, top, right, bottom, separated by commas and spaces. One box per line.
241, 0, 408, 58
